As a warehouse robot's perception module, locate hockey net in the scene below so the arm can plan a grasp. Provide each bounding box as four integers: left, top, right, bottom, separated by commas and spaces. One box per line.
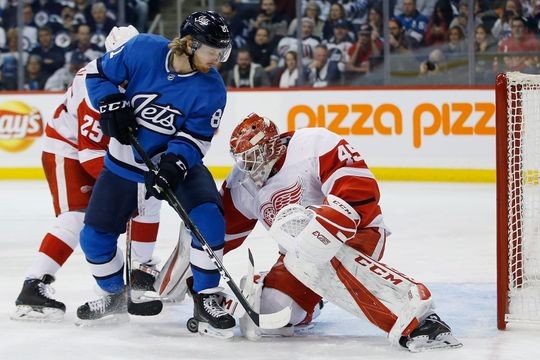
496, 72, 540, 330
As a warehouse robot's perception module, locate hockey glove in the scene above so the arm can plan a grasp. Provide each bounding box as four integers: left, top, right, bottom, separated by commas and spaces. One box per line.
145, 153, 188, 200
99, 93, 137, 145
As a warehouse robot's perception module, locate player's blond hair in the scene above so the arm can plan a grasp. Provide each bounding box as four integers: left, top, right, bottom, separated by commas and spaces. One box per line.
168, 36, 191, 57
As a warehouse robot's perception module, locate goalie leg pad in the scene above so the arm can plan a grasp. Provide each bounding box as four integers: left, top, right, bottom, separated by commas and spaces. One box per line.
263, 255, 322, 314
283, 244, 434, 338
153, 221, 192, 302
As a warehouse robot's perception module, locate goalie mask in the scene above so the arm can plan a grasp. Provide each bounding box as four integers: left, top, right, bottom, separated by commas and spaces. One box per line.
230, 113, 286, 187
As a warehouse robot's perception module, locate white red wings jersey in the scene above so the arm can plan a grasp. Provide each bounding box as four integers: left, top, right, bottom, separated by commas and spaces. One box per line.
221, 127, 388, 252
42, 69, 108, 178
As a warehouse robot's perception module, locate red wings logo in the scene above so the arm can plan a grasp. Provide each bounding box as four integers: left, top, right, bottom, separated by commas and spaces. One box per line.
260, 179, 303, 227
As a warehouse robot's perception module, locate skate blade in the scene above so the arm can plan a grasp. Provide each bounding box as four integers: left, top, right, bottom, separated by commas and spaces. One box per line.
197, 322, 234, 340
10, 305, 64, 322
75, 313, 129, 327
406, 333, 463, 352
132, 290, 183, 304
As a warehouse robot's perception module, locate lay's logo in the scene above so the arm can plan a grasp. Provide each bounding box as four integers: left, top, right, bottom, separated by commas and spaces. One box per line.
0, 101, 43, 153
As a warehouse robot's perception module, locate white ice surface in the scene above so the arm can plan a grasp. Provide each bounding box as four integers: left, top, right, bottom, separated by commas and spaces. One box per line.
1, 180, 539, 360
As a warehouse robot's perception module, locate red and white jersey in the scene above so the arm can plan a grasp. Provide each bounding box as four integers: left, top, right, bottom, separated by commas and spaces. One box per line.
221, 127, 388, 252
42, 69, 107, 179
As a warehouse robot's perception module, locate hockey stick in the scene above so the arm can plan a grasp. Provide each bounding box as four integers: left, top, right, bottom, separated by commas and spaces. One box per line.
128, 130, 291, 329
125, 219, 163, 316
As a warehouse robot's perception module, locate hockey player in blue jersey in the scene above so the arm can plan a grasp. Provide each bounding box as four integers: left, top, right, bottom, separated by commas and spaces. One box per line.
76, 11, 235, 334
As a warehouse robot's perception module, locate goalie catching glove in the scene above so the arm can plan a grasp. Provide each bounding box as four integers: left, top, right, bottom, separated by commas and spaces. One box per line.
99, 93, 138, 145
144, 153, 188, 200
270, 195, 360, 263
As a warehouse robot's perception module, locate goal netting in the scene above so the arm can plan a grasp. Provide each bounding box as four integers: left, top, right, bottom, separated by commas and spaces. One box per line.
496, 72, 540, 330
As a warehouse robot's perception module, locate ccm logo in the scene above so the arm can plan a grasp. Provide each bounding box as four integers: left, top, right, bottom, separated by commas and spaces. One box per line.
354, 254, 405, 286
312, 231, 331, 245
99, 100, 129, 113
331, 200, 352, 215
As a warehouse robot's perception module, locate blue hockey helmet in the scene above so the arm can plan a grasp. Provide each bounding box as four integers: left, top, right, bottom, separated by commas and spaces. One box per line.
180, 11, 232, 61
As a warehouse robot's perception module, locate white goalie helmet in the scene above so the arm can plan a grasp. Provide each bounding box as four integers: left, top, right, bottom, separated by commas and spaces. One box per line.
105, 25, 139, 52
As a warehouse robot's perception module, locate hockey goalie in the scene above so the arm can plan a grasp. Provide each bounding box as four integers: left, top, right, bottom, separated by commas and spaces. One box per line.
220, 113, 463, 351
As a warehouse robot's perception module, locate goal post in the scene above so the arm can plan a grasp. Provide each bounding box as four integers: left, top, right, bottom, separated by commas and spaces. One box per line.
496, 72, 540, 330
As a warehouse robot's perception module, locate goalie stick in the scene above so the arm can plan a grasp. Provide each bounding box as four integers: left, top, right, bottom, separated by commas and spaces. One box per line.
127, 130, 291, 329
125, 220, 163, 316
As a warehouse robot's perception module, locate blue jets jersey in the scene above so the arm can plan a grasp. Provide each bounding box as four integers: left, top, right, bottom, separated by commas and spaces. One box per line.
85, 34, 227, 182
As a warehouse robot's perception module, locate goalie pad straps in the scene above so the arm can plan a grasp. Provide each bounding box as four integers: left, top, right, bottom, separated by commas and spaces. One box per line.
283, 244, 433, 342
153, 221, 192, 301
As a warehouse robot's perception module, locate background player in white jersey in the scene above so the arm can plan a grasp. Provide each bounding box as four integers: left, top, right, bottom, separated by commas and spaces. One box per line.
76, 11, 236, 335
11, 26, 162, 322
221, 113, 461, 351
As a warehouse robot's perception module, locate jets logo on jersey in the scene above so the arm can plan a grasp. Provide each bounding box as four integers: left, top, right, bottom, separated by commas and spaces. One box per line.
132, 93, 182, 135
260, 179, 303, 227
220, 25, 229, 33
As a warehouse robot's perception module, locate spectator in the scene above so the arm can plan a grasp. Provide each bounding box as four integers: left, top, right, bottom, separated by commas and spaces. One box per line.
248, 0, 288, 40
497, 16, 540, 72
130, 0, 151, 32
425, 0, 454, 47
310, 0, 332, 21
396, 0, 430, 48
449, 0, 483, 38
30, 26, 66, 79
221, 1, 250, 46
394, 0, 437, 18
325, 18, 355, 66
275, 50, 307, 87
271, 17, 322, 70
72, 0, 92, 25
44, 50, 89, 91
88, 2, 116, 37
440, 25, 467, 56
288, 1, 325, 38
24, 55, 47, 90
31, 0, 64, 24
528, 0, 540, 33
344, 0, 372, 31
227, 48, 271, 87
65, 24, 103, 63
308, 44, 342, 87
474, 23, 497, 84
49, 5, 78, 37
367, 6, 384, 42
491, 0, 524, 40
388, 17, 414, 54
322, 2, 353, 41
0, 25, 5, 49
3, 3, 39, 51
0, 28, 29, 90
249, 27, 276, 73
346, 24, 382, 80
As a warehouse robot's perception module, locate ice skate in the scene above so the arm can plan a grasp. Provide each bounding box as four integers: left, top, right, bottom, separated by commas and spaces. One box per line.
399, 314, 463, 352
187, 286, 236, 339
75, 288, 129, 326
11, 275, 66, 322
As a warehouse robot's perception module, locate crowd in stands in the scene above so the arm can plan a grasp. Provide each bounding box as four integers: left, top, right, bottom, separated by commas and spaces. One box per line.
219, 0, 540, 87
2, 0, 540, 90
0, 0, 159, 90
